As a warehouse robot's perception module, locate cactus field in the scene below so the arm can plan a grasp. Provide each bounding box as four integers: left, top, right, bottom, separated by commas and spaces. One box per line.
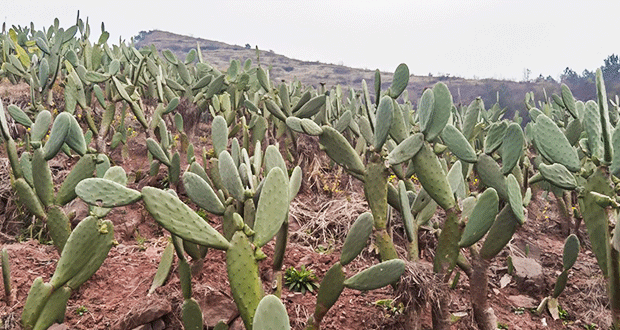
0, 16, 620, 330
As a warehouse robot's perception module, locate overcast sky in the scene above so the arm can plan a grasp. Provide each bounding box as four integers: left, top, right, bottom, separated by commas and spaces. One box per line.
4, 1, 619, 81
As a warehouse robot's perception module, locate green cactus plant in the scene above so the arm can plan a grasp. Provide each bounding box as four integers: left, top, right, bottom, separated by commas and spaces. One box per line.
1, 249, 11, 303
537, 234, 580, 320
305, 212, 405, 330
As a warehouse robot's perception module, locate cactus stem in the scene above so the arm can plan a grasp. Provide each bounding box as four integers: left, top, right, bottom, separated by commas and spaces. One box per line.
469, 248, 497, 330
407, 223, 419, 262
608, 231, 620, 329
375, 229, 398, 261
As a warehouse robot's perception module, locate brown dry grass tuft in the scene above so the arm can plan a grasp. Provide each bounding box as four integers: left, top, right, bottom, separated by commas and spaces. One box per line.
570, 274, 611, 328
0, 158, 21, 242
289, 192, 367, 249
395, 261, 445, 313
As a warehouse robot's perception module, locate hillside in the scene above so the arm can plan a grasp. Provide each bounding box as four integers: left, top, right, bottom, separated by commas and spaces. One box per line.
135, 30, 561, 119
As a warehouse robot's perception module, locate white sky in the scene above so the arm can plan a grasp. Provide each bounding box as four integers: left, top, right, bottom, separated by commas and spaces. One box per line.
3, 0, 619, 81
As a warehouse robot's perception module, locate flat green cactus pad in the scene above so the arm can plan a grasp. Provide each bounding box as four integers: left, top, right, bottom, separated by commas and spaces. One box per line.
253, 295, 291, 330
142, 187, 230, 250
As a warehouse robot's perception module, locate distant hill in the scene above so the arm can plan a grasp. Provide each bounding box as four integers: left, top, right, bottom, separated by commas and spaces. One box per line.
135, 30, 563, 119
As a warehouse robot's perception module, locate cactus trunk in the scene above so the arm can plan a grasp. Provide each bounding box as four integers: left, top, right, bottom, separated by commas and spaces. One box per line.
470, 249, 497, 330
607, 225, 620, 329
364, 160, 398, 261
407, 223, 420, 262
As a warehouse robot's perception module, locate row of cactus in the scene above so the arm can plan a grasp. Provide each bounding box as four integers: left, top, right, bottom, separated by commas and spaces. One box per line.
279, 61, 535, 329
526, 69, 620, 329
1, 15, 618, 329
0, 94, 122, 329
75, 113, 405, 329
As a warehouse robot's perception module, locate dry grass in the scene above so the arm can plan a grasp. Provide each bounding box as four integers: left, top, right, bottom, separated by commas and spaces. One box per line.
0, 158, 21, 242
289, 192, 367, 249
569, 274, 612, 328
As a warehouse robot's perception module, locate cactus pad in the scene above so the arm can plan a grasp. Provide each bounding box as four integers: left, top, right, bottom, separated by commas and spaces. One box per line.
440, 124, 477, 163
424, 82, 452, 141
319, 126, 365, 175
459, 188, 499, 248
582, 168, 611, 276
76, 178, 141, 207
374, 96, 393, 151
181, 298, 203, 330
182, 172, 225, 215
294, 94, 326, 119
253, 167, 289, 247
219, 151, 246, 201
43, 112, 71, 160
14, 178, 46, 220
343, 259, 405, 291
46, 206, 71, 253
389, 63, 409, 99
506, 174, 525, 225
533, 114, 580, 172
340, 212, 373, 266
387, 133, 424, 165
226, 231, 263, 329
253, 295, 291, 330
537, 163, 577, 190
476, 154, 508, 201
146, 138, 170, 167
484, 121, 507, 154
501, 123, 524, 174
142, 187, 230, 250
412, 142, 455, 210
479, 205, 519, 260
563, 234, 580, 270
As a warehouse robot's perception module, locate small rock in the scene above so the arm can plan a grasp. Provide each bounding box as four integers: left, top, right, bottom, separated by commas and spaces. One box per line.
48, 324, 70, 330
298, 255, 313, 266
507, 295, 538, 308
151, 319, 165, 330
117, 296, 172, 330
199, 290, 238, 328
500, 274, 511, 288
511, 256, 543, 293
511, 257, 543, 279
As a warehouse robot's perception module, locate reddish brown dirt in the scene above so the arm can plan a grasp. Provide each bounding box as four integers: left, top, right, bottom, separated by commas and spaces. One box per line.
0, 84, 613, 330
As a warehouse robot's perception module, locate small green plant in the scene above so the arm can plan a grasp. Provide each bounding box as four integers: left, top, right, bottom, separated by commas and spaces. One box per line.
583, 323, 598, 330
195, 209, 210, 221
558, 304, 569, 320
134, 230, 148, 251
497, 322, 509, 329
284, 266, 319, 294
512, 307, 525, 315
373, 299, 404, 316
75, 306, 88, 316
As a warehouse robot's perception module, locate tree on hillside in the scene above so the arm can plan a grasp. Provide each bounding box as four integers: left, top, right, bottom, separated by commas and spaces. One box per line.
561, 67, 580, 85
602, 54, 620, 83
561, 67, 596, 101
